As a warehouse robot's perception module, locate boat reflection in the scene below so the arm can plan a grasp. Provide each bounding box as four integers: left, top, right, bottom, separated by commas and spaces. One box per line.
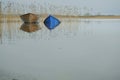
20, 23, 41, 33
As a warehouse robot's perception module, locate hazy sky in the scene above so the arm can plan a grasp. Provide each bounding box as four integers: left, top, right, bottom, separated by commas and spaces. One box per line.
1, 0, 120, 15
46, 0, 120, 15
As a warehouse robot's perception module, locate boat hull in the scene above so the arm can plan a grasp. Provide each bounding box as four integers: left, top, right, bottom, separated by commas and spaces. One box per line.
20, 13, 39, 23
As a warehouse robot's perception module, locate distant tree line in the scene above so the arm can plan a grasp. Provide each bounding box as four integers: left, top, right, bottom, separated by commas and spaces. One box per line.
0, 1, 104, 16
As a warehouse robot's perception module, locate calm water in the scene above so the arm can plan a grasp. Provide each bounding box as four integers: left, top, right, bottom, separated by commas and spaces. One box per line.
0, 18, 120, 80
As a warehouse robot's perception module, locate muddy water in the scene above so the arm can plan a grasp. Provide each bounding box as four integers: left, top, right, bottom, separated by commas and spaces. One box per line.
0, 18, 120, 80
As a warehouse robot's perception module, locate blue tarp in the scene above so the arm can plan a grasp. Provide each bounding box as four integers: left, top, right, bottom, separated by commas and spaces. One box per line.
44, 15, 61, 30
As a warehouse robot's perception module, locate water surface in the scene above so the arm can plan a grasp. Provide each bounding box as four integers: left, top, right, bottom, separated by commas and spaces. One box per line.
0, 18, 120, 80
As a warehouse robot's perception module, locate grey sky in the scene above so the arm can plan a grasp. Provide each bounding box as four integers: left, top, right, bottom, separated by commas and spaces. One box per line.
1, 0, 120, 15
46, 0, 120, 15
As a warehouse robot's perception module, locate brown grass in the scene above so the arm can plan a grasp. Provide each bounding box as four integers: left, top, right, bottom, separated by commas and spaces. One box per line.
0, 14, 120, 22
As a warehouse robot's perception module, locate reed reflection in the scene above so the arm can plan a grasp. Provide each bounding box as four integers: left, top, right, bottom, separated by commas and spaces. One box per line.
0, 18, 94, 44
20, 23, 41, 33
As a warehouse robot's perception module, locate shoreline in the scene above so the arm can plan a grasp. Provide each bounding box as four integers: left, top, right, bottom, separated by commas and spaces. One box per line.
0, 15, 120, 22
0, 14, 120, 19
1, 14, 120, 18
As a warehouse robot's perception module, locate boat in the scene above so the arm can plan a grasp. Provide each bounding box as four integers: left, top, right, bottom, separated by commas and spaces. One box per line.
20, 23, 41, 33
20, 13, 39, 23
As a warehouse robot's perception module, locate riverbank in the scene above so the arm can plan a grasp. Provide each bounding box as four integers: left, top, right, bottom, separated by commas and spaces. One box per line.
0, 14, 120, 22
